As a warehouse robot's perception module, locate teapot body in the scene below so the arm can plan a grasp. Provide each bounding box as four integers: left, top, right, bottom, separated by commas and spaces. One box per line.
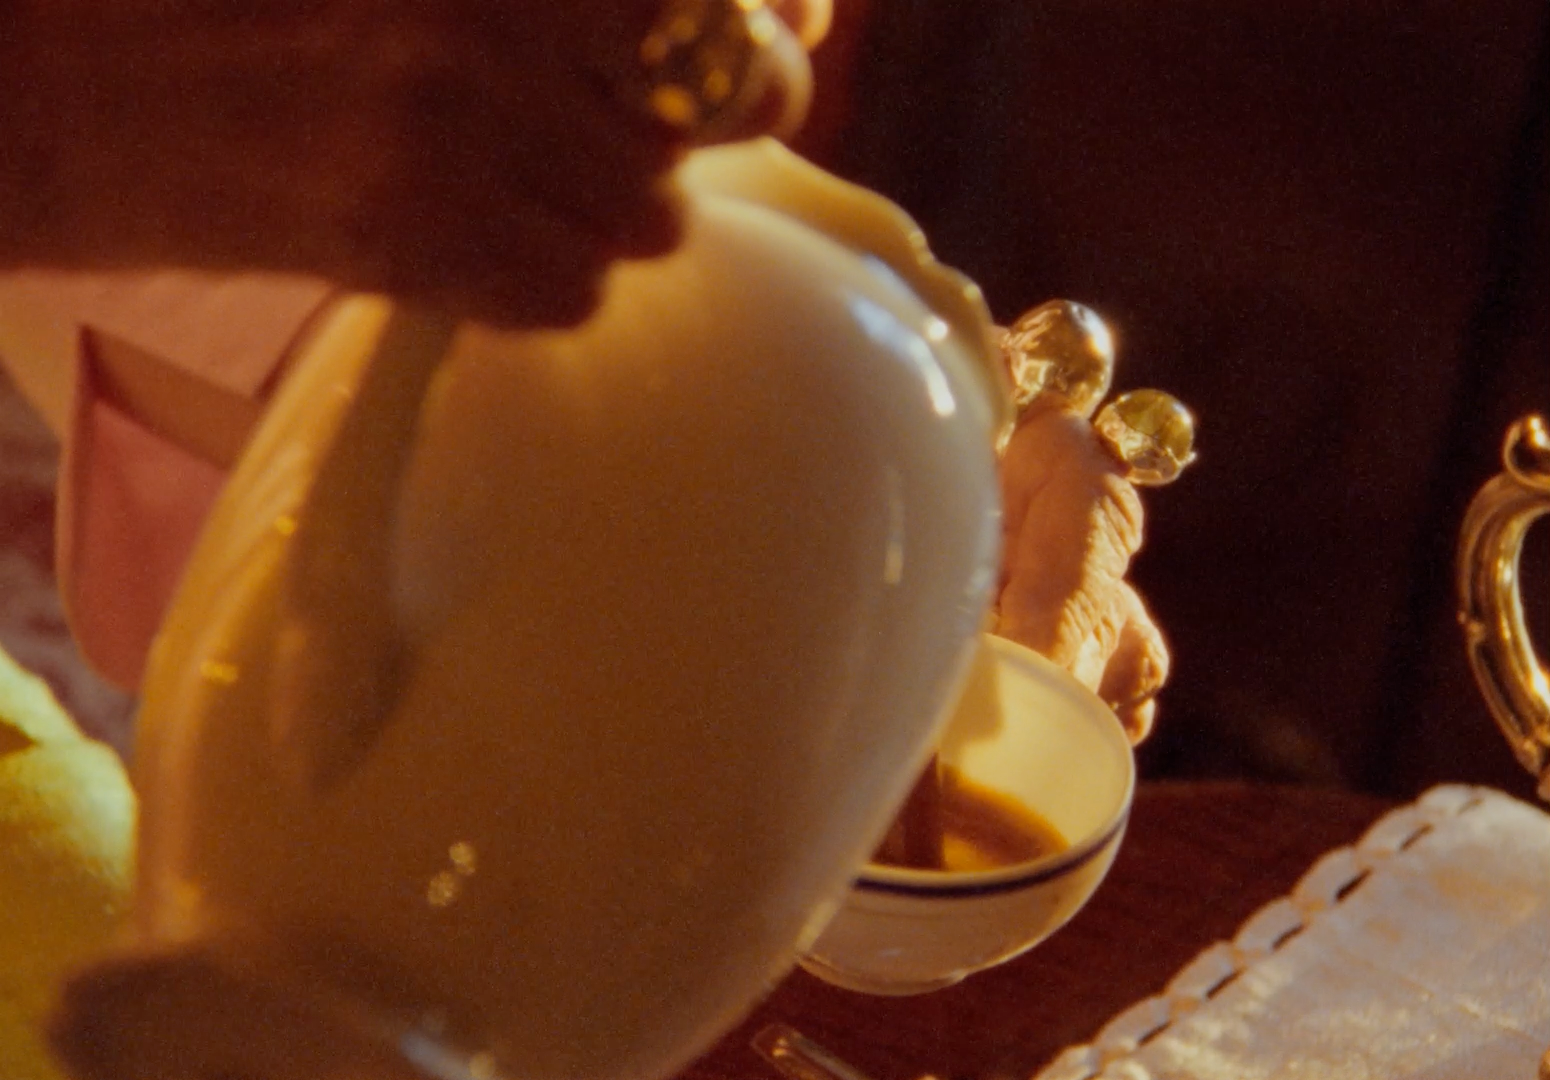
93, 146, 1003, 1080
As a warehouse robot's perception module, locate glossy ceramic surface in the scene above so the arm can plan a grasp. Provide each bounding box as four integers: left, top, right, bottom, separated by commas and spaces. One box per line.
78, 143, 1006, 1080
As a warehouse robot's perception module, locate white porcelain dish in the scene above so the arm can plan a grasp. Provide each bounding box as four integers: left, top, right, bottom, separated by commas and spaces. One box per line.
800, 633, 1136, 996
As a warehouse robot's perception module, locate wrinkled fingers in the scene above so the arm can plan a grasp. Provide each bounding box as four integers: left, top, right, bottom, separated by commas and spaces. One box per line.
1094, 583, 1169, 743
995, 404, 1145, 668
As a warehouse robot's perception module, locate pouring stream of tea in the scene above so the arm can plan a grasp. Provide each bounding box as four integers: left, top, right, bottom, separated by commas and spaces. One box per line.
893, 755, 947, 869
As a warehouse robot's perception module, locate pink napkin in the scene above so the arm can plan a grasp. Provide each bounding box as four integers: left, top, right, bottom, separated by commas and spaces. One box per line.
4, 271, 336, 690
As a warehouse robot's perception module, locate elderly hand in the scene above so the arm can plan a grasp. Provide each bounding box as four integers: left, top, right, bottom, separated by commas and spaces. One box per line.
0, 0, 829, 328
996, 401, 1168, 743
992, 305, 1190, 744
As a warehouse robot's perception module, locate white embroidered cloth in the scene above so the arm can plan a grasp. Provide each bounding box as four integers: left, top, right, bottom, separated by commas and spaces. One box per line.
1037, 785, 1550, 1080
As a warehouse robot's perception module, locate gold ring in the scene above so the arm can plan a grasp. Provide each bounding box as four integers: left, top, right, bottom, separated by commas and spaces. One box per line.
997, 298, 1197, 486
630, 0, 780, 142
1094, 389, 1198, 486
1000, 299, 1115, 424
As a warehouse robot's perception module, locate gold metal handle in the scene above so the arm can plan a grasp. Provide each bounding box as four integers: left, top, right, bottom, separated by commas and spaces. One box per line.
1457, 414, 1550, 797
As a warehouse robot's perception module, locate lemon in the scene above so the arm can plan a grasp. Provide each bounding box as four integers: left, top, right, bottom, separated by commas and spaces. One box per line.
0, 652, 83, 752
0, 650, 135, 1080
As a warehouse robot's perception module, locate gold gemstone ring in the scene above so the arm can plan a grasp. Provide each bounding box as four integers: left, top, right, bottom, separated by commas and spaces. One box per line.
629, 0, 785, 142
999, 298, 1197, 486
1094, 389, 1198, 486
1001, 299, 1115, 422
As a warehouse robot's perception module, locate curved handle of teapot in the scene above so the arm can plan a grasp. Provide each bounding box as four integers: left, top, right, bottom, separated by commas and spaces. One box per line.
1457, 414, 1550, 797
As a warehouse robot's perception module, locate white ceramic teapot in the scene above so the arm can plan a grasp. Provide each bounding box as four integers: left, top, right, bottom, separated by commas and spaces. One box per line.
53, 141, 1008, 1080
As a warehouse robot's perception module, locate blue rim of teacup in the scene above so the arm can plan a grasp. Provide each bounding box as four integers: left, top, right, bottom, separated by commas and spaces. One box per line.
851, 805, 1131, 898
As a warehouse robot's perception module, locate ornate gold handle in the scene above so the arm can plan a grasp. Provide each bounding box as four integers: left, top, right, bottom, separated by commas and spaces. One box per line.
1457, 414, 1550, 797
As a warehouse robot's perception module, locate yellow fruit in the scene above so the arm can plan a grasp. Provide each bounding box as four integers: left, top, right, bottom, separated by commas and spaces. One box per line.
0, 651, 83, 751
0, 659, 136, 1080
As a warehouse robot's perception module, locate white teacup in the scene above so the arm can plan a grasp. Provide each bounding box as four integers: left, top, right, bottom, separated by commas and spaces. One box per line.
799, 633, 1135, 996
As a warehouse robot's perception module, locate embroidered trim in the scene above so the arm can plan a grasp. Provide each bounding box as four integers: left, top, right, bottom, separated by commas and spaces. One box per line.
1034, 784, 1492, 1080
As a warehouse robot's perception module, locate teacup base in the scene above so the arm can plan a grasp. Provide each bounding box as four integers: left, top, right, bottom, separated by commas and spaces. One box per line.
795, 954, 965, 997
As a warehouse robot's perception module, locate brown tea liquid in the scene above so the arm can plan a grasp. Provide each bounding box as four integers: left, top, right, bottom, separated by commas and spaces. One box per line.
874, 757, 1067, 872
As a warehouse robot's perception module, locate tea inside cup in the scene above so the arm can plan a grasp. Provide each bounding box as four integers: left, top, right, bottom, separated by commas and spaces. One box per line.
799, 633, 1135, 995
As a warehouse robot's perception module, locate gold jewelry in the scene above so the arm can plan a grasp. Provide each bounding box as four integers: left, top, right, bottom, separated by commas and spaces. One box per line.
1001, 299, 1115, 423
1094, 389, 1198, 486
631, 0, 780, 141
998, 298, 1197, 485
